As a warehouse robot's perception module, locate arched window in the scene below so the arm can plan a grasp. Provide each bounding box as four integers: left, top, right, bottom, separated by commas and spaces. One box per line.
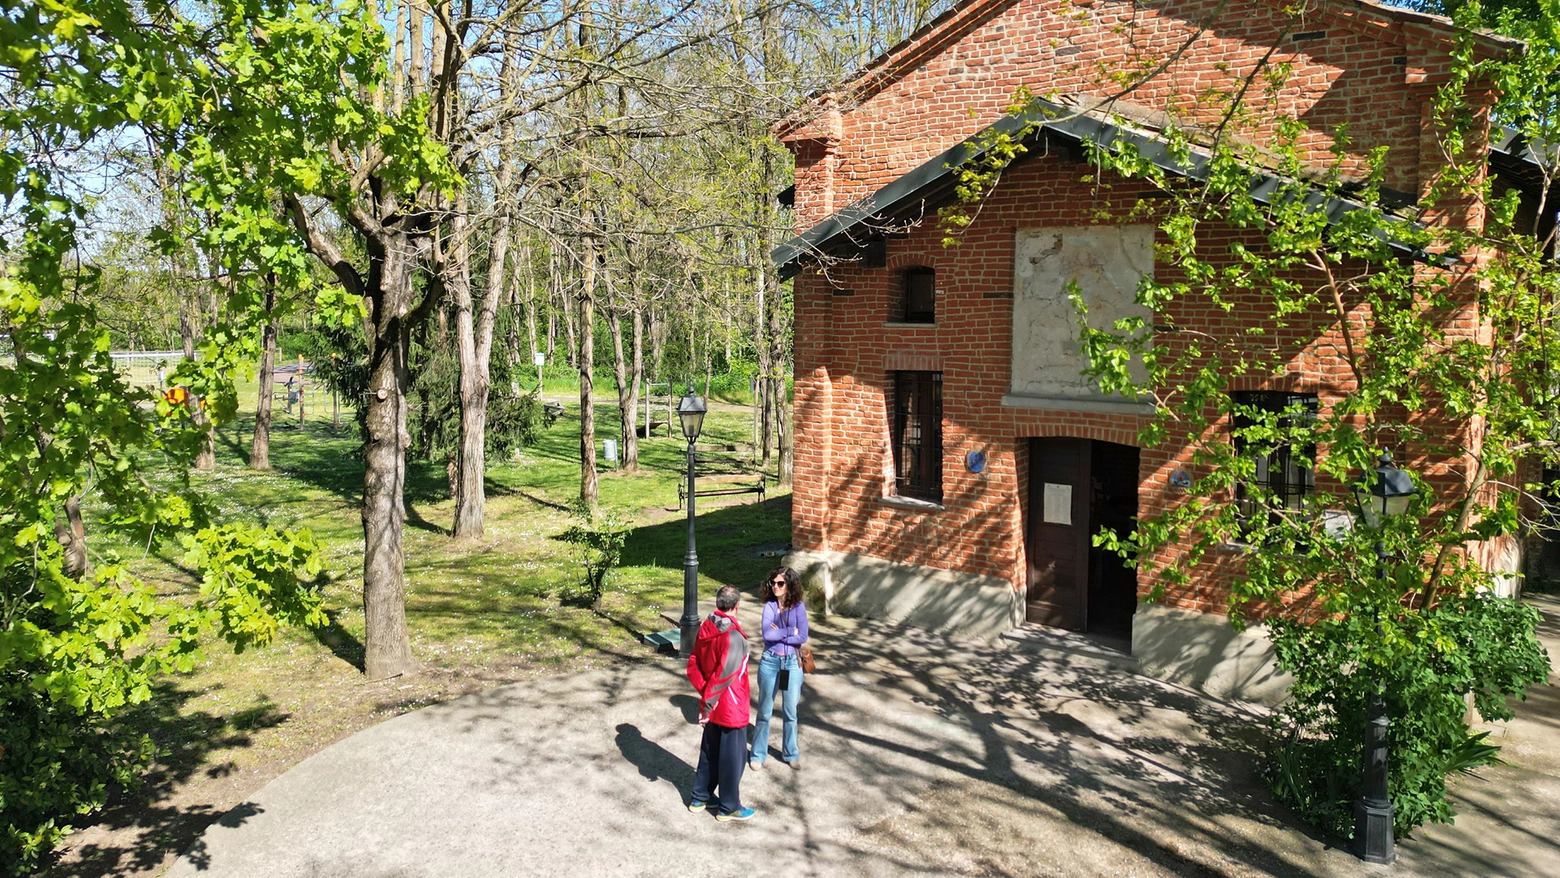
900, 266, 935, 323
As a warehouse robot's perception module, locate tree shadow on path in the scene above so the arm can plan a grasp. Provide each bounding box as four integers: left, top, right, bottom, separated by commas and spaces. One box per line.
45, 684, 285, 878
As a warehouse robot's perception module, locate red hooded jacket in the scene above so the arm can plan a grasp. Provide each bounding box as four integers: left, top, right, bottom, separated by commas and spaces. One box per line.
686, 609, 750, 728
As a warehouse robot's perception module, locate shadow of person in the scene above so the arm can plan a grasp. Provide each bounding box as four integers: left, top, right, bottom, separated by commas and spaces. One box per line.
669, 694, 701, 725
615, 723, 694, 799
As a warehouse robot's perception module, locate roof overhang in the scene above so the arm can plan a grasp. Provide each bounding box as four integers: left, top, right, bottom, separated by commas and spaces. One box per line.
772, 97, 1442, 279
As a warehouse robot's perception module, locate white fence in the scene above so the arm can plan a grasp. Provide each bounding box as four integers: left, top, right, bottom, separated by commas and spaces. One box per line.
110, 351, 187, 389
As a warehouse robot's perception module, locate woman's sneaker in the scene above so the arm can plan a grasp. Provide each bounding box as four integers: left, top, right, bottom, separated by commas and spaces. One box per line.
687, 800, 707, 813
716, 806, 756, 822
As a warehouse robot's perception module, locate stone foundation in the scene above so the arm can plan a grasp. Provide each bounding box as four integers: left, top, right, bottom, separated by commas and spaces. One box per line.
786, 550, 1291, 705
1131, 603, 1291, 705
784, 550, 1023, 640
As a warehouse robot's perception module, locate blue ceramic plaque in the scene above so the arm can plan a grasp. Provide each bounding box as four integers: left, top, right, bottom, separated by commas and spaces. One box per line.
966, 450, 986, 473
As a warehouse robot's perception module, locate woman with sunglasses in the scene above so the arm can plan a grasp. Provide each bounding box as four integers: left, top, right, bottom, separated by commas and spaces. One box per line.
749, 566, 809, 770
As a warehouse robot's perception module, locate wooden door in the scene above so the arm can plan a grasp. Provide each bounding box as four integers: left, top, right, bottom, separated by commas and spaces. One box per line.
1026, 438, 1090, 629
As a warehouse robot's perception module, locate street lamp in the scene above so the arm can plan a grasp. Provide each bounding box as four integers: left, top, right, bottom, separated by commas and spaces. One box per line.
1351, 451, 1419, 866
678, 385, 708, 656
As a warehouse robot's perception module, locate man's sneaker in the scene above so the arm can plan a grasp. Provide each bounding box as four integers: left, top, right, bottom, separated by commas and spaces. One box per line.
716, 806, 756, 822
749, 758, 765, 770
687, 800, 707, 813
786, 759, 801, 770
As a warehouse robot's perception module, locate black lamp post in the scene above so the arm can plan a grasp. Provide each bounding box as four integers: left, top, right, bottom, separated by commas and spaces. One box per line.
677, 385, 708, 656
1351, 451, 1418, 866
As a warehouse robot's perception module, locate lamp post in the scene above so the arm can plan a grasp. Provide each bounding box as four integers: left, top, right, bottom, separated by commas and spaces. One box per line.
1351, 451, 1419, 866
677, 385, 708, 656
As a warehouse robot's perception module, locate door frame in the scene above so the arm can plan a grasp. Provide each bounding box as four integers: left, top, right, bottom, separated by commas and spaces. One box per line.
1024, 437, 1139, 635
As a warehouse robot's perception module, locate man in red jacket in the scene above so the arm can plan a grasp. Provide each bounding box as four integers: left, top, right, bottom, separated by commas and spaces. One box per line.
686, 585, 755, 821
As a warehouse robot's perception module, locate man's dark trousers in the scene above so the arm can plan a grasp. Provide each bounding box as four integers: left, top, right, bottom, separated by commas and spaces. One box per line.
692, 722, 747, 814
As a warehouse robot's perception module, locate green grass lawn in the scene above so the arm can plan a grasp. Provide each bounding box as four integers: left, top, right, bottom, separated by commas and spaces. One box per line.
52, 390, 791, 878
192, 392, 789, 668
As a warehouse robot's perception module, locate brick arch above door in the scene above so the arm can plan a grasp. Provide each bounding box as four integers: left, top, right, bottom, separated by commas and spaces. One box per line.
1010, 417, 1142, 450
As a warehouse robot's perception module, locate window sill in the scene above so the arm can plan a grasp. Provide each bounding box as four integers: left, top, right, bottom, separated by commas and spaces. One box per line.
882, 321, 936, 328
879, 495, 946, 512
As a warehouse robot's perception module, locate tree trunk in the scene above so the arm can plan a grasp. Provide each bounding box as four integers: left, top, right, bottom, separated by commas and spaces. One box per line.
777, 362, 793, 488
286, 190, 419, 681
649, 300, 664, 383
579, 236, 599, 510
250, 276, 278, 470
520, 240, 540, 367
607, 297, 638, 474
180, 290, 218, 471
546, 268, 558, 363
627, 303, 643, 471
560, 258, 579, 370
506, 279, 524, 394
360, 238, 418, 680
450, 196, 487, 539
55, 493, 90, 580
453, 84, 516, 538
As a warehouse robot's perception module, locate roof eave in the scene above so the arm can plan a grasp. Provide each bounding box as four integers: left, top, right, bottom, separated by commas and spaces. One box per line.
772, 99, 1434, 278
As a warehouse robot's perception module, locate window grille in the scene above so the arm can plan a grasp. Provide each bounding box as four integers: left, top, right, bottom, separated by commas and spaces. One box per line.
1232, 391, 1318, 532
893, 371, 943, 502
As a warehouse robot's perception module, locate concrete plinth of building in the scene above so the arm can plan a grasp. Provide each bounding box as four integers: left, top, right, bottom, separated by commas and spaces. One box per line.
1131, 603, 1292, 706
784, 550, 1023, 641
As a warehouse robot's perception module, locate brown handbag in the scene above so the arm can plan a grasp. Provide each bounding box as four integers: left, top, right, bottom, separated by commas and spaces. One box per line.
799, 646, 816, 674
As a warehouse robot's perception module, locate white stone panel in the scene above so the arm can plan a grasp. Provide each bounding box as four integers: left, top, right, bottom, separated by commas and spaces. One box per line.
1010, 224, 1153, 402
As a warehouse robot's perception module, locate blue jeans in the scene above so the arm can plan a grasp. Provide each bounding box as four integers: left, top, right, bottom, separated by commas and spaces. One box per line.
750, 649, 802, 763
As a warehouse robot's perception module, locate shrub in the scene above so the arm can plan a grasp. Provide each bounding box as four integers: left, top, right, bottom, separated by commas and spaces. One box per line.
1264, 592, 1549, 837
557, 503, 631, 610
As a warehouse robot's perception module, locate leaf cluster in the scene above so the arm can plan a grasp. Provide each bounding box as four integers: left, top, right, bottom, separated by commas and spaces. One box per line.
556, 501, 631, 610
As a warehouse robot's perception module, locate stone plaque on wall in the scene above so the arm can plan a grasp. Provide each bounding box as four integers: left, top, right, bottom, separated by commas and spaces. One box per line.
1009, 225, 1153, 406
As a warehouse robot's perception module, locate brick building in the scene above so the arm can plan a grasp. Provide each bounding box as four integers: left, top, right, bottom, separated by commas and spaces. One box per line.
773, 0, 1532, 701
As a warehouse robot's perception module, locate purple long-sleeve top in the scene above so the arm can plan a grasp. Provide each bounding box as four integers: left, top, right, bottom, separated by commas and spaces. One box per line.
761, 601, 809, 656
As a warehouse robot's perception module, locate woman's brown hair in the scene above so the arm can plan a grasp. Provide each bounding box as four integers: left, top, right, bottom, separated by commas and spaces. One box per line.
760, 566, 803, 610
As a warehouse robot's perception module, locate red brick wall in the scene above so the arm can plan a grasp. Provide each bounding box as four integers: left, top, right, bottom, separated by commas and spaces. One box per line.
781, 0, 1473, 232
790, 152, 1486, 616
784, 0, 1499, 619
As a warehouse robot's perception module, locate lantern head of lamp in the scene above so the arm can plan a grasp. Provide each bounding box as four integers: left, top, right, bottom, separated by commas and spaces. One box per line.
677, 386, 707, 442
1355, 452, 1417, 528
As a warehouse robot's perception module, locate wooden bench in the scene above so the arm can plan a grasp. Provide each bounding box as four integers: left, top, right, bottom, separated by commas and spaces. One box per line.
636, 420, 670, 438
543, 402, 565, 426
678, 443, 766, 509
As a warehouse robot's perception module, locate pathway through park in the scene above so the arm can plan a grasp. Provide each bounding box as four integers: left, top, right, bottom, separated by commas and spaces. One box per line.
165, 597, 1560, 877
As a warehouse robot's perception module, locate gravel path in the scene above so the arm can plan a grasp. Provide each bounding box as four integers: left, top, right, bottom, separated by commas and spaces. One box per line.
164, 599, 1560, 878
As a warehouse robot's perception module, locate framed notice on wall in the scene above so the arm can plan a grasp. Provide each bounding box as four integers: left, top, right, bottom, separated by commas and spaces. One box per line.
1042, 483, 1072, 525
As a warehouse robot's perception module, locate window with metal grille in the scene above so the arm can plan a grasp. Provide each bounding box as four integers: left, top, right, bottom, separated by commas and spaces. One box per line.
893, 371, 943, 502
1232, 391, 1318, 533
900, 267, 935, 323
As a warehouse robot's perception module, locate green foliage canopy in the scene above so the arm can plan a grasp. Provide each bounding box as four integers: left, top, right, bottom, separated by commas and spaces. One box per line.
0, 0, 454, 869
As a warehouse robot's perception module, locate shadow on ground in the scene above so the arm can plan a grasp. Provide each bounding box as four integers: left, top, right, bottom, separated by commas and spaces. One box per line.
50, 683, 286, 878
783, 621, 1332, 877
